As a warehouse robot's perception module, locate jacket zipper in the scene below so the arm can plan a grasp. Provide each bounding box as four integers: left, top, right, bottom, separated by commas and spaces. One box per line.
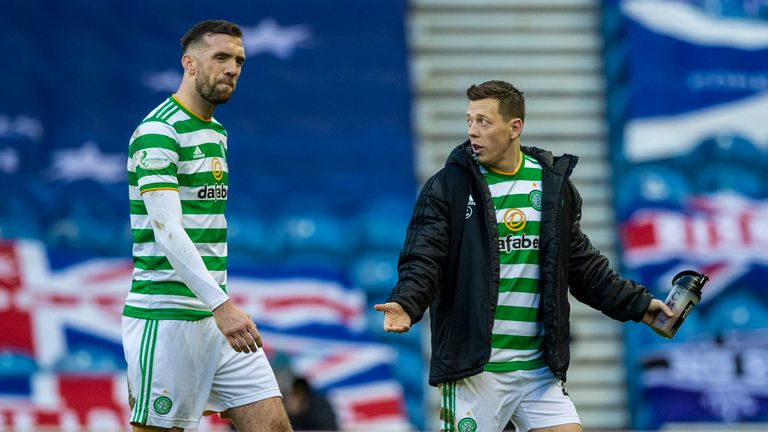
480, 169, 498, 342
471, 159, 499, 347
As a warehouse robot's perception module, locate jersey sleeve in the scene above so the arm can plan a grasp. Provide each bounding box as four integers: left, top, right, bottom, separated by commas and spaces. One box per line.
142, 189, 230, 310
128, 121, 181, 194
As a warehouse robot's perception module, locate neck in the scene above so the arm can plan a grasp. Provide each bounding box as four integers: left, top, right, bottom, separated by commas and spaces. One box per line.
174, 82, 215, 121
490, 139, 522, 174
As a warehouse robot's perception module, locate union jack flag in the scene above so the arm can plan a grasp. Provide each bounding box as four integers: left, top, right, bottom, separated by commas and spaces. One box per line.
0, 240, 411, 430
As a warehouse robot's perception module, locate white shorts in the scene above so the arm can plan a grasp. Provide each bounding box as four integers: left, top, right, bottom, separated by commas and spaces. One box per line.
439, 367, 580, 432
122, 316, 282, 429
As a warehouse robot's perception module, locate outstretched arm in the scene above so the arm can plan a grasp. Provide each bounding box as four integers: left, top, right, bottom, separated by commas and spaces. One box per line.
380, 173, 451, 328
143, 189, 262, 353
565, 181, 655, 322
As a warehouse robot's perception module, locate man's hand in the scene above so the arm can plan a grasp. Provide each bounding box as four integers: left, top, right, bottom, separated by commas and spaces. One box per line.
374, 302, 412, 333
642, 298, 674, 326
212, 300, 262, 353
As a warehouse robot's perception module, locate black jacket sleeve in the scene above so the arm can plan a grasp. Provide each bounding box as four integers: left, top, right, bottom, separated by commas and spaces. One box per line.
564, 180, 653, 322
387, 172, 451, 324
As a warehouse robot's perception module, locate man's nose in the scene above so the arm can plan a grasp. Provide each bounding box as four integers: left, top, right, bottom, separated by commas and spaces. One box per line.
224, 61, 239, 76
468, 122, 480, 137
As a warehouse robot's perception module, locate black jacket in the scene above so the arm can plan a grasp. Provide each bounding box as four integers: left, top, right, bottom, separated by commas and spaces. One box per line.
388, 142, 653, 386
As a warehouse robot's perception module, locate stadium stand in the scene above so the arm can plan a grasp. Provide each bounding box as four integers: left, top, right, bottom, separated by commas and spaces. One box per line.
695, 164, 765, 198
705, 291, 768, 334
615, 164, 691, 218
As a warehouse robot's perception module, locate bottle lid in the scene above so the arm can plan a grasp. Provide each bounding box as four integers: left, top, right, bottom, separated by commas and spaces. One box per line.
672, 270, 709, 297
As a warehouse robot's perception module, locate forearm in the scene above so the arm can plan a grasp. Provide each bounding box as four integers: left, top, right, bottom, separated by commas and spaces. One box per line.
389, 175, 449, 323
568, 218, 652, 321
390, 255, 443, 323
565, 181, 651, 321
143, 190, 229, 310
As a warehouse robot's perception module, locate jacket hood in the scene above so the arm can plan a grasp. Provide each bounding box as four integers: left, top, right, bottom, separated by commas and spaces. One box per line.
445, 141, 474, 168
447, 140, 579, 177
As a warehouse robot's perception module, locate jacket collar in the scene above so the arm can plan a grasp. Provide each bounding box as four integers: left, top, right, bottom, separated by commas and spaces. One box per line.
447, 141, 579, 178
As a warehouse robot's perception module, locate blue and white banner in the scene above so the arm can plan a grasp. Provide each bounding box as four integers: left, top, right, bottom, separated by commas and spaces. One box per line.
607, 1, 768, 429
620, 0, 768, 162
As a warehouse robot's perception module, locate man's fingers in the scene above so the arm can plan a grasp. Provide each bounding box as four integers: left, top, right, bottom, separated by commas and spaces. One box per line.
244, 333, 258, 353
246, 322, 263, 348
384, 321, 410, 333
661, 302, 674, 317
651, 299, 673, 317
228, 336, 242, 352
374, 303, 390, 312
213, 304, 265, 353
233, 326, 260, 354
240, 335, 255, 354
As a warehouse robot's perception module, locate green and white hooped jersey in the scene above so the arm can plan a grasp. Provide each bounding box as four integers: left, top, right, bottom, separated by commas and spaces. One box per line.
125, 96, 229, 321
480, 153, 545, 372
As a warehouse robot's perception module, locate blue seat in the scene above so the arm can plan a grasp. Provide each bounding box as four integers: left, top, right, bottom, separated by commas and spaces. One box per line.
76, 216, 129, 256
0, 216, 42, 240
404, 392, 426, 431
0, 350, 37, 376
693, 134, 763, 166
54, 346, 123, 373
0, 181, 44, 239
275, 212, 358, 257
44, 218, 80, 251
34, 179, 130, 255
349, 252, 399, 301
359, 197, 413, 251
391, 345, 426, 429
364, 308, 421, 351
392, 346, 424, 394
0, 135, 46, 176
615, 165, 690, 218
15, 176, 65, 225
227, 214, 283, 260
705, 291, 768, 334
695, 164, 763, 198
44, 214, 130, 257
279, 251, 346, 278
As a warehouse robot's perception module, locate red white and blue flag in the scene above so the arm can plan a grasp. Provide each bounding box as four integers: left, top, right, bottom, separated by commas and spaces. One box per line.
0, 240, 410, 430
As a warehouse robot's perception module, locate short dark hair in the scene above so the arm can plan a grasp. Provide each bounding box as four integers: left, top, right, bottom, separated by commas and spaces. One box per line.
466, 80, 525, 121
181, 20, 242, 53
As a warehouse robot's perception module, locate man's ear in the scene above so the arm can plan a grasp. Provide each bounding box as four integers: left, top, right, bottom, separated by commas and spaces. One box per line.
182, 54, 196, 75
509, 118, 524, 140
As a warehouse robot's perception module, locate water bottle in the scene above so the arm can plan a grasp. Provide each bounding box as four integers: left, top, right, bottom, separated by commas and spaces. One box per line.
650, 270, 709, 339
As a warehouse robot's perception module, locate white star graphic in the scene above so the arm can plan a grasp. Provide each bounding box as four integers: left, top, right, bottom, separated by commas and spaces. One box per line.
0, 147, 19, 174
142, 70, 182, 93
49, 141, 125, 183
241, 18, 311, 59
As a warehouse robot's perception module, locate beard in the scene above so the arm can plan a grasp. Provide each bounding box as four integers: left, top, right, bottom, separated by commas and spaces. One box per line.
195, 75, 234, 105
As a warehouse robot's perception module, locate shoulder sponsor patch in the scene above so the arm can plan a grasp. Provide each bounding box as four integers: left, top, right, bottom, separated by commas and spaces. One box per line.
135, 149, 171, 170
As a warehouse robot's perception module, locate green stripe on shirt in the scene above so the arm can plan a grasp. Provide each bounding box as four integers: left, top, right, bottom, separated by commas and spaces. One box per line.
132, 228, 226, 244
133, 255, 227, 272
